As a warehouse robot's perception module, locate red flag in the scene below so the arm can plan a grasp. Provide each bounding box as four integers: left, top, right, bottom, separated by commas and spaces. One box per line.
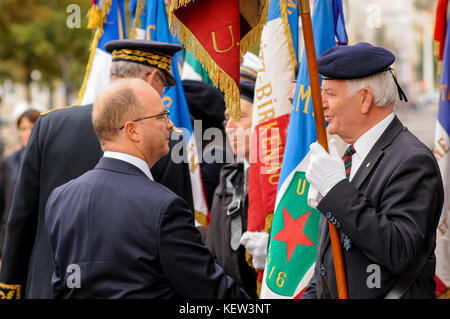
434, 0, 449, 75
169, 0, 269, 119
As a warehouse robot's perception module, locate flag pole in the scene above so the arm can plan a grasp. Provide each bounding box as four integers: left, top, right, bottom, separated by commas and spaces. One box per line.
298, 0, 349, 299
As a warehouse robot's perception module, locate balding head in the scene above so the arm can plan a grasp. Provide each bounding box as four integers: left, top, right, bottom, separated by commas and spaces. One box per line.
92, 78, 173, 168
92, 78, 155, 144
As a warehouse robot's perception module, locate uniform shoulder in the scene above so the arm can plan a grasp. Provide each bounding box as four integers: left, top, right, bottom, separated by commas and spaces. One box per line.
40, 104, 93, 118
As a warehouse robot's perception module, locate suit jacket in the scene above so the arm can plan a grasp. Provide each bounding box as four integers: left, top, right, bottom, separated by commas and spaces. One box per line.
0, 104, 193, 299
45, 157, 249, 299
302, 116, 444, 299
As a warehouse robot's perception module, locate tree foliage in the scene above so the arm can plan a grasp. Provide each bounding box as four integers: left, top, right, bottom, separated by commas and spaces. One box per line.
0, 0, 92, 104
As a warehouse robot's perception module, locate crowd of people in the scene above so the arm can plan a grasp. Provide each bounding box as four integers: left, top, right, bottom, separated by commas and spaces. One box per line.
0, 39, 444, 299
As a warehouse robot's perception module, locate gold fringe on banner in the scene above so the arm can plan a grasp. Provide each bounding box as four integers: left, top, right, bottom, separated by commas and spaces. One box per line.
170, 0, 195, 10
169, 13, 241, 119
280, 0, 298, 72
129, 0, 145, 39
239, 0, 269, 61
434, 40, 444, 76
77, 0, 113, 105
438, 287, 450, 299
87, 5, 103, 29
169, 0, 269, 120
86, 0, 113, 29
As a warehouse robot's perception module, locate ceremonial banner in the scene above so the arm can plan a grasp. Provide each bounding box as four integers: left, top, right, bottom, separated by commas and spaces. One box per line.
168, 0, 269, 119
78, 0, 126, 105
243, 0, 299, 294
260, 0, 347, 299
433, 0, 450, 298
131, 0, 210, 226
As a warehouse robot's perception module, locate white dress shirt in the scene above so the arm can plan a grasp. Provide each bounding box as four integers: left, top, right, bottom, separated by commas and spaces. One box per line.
348, 113, 395, 181
103, 151, 154, 181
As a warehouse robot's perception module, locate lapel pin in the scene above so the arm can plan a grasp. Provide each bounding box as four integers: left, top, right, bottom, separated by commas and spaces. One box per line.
366, 162, 371, 168
343, 235, 351, 251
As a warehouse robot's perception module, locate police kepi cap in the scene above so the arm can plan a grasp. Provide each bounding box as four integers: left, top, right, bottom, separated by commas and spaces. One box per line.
241, 80, 255, 103
318, 42, 407, 101
105, 39, 182, 87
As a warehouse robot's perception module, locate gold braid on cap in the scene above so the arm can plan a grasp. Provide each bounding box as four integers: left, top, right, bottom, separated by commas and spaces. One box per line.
111, 48, 172, 74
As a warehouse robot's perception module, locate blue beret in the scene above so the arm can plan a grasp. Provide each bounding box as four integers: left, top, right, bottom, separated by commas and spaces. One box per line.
240, 80, 255, 103
105, 39, 182, 86
317, 42, 395, 79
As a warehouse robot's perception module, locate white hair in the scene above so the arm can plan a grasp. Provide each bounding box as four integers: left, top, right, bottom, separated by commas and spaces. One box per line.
345, 70, 399, 107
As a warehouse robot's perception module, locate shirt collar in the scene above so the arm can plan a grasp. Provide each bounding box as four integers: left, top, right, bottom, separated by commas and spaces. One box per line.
352, 112, 395, 161
103, 151, 154, 181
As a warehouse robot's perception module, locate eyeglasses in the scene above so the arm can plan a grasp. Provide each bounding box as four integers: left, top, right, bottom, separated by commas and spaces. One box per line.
119, 110, 170, 130
156, 71, 170, 95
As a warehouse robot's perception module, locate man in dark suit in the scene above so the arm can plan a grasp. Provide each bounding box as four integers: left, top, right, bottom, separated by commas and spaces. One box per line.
302, 42, 444, 298
45, 78, 250, 299
0, 40, 192, 299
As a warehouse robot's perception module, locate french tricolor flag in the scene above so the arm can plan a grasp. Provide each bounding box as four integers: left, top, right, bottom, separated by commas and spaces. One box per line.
78, 0, 126, 105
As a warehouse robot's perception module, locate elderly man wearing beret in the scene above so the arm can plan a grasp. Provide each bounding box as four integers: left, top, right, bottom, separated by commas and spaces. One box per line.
303, 42, 444, 298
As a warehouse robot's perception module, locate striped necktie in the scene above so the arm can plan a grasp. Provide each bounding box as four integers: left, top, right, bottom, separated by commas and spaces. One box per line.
342, 144, 356, 180
342, 144, 356, 251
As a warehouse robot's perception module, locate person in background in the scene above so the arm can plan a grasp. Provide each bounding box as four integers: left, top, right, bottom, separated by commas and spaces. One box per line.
0, 109, 40, 266
206, 81, 258, 298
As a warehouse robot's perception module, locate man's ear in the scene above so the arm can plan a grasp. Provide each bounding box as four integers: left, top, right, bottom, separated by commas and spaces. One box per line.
144, 69, 158, 88
123, 122, 140, 142
360, 86, 374, 114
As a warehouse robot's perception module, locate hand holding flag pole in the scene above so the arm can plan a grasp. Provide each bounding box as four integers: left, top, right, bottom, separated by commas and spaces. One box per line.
298, 0, 348, 299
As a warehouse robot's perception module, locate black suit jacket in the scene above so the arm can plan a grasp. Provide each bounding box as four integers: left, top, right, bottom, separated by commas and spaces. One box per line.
302, 116, 444, 299
45, 157, 249, 299
0, 105, 193, 298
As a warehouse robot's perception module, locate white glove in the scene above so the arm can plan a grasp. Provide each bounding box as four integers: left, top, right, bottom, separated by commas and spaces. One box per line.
305, 139, 346, 197
240, 231, 269, 270
307, 184, 322, 208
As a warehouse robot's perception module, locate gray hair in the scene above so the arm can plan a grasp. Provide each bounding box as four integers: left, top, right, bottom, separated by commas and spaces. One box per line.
92, 78, 148, 143
110, 60, 155, 79
345, 70, 399, 107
